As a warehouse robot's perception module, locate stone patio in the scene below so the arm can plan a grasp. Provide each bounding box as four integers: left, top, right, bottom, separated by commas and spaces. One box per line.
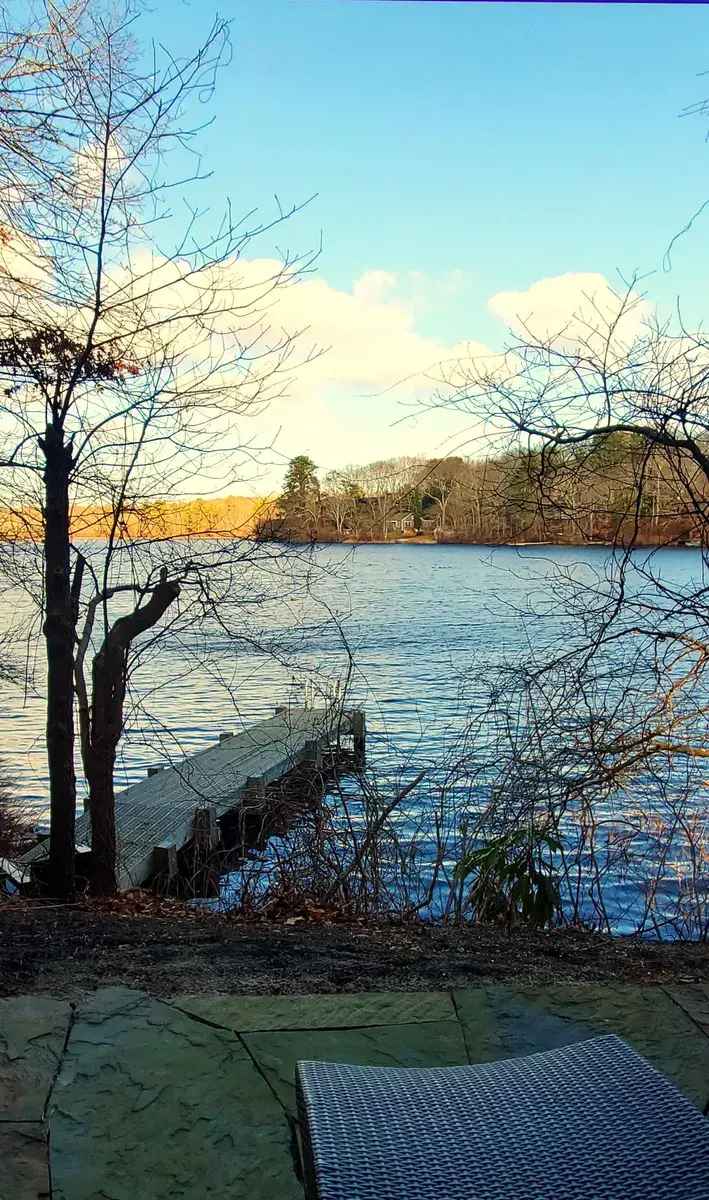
3, 982, 708, 1199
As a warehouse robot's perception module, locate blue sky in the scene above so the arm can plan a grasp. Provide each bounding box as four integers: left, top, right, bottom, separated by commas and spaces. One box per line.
137, 1, 709, 484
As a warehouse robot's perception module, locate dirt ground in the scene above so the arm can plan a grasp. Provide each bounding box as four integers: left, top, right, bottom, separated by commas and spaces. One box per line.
1, 898, 707, 998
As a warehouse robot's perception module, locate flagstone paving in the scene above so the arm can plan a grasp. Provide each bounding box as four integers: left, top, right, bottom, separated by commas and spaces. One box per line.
455, 983, 709, 1108
242, 1018, 469, 1119
1, 981, 707, 1199
667, 982, 709, 1039
0, 1123, 49, 1200
0, 994, 69, 1120
48, 987, 300, 1200
172, 989, 455, 1032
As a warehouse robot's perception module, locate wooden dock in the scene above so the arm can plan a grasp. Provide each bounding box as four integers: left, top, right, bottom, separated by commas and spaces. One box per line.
21, 705, 364, 892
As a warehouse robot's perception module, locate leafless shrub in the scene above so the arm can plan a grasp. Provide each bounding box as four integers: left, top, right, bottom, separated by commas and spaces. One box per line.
0, 768, 33, 867
189, 651, 708, 940
411, 289, 709, 940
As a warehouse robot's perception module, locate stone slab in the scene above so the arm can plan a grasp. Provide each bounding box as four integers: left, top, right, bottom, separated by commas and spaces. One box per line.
456, 984, 709, 1110
451, 986, 512, 1062
0, 1122, 49, 1200
0, 996, 70, 1120
454, 986, 595, 1063
48, 987, 300, 1200
243, 1018, 469, 1117
7, 982, 708, 1200
666, 983, 709, 1037
172, 990, 455, 1032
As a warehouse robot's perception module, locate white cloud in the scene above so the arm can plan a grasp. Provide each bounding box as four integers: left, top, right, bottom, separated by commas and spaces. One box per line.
0, 224, 486, 485
73, 251, 486, 485
251, 261, 480, 393
246, 264, 488, 479
73, 134, 128, 200
352, 269, 397, 305
11, 232, 670, 489
488, 272, 652, 347
99, 253, 475, 392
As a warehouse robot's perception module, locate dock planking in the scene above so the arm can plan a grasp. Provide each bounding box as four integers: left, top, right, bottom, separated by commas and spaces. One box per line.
21, 706, 362, 892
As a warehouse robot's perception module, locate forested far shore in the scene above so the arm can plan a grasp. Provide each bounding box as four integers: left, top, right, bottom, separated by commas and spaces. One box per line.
258, 437, 709, 548
2, 432, 705, 548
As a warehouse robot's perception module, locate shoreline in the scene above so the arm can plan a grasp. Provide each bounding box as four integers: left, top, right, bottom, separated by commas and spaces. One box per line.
1, 900, 707, 999
266, 536, 704, 551
41, 533, 704, 550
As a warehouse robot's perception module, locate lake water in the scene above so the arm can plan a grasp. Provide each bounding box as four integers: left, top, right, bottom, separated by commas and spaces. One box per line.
0, 542, 621, 799
1, 542, 707, 934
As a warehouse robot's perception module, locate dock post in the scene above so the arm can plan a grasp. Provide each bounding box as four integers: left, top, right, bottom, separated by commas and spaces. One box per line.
208, 806, 219, 846
304, 739, 323, 770
352, 710, 366, 767
152, 842, 178, 880
239, 777, 267, 857
191, 807, 221, 898
243, 776, 267, 810
193, 805, 220, 850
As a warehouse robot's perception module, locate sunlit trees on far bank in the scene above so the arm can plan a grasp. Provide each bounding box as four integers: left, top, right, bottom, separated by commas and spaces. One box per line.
263, 434, 708, 547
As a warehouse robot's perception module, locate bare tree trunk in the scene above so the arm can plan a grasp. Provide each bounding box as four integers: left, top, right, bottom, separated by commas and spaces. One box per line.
85, 571, 180, 894
85, 632, 122, 896
41, 422, 76, 897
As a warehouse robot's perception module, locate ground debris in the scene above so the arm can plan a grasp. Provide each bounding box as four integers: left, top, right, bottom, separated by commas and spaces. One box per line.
76, 889, 214, 920
1, 898, 707, 1000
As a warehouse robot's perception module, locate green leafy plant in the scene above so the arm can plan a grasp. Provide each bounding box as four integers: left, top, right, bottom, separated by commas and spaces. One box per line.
455, 826, 562, 930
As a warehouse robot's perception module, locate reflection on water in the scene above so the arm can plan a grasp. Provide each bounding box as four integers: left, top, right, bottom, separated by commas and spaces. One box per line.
0, 542, 706, 934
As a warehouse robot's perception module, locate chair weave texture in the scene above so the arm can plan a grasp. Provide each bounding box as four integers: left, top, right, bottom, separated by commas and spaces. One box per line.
296, 1033, 709, 1199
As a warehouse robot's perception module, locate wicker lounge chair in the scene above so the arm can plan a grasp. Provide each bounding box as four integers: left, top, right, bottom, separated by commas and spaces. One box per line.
296, 1033, 709, 1199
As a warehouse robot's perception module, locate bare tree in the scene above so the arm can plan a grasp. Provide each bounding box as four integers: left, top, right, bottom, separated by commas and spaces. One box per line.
420, 456, 468, 533
0, 1, 317, 895
322, 470, 361, 540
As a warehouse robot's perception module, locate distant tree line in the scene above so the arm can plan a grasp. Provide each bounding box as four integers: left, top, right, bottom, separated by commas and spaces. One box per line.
260, 435, 709, 547
0, 495, 269, 542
